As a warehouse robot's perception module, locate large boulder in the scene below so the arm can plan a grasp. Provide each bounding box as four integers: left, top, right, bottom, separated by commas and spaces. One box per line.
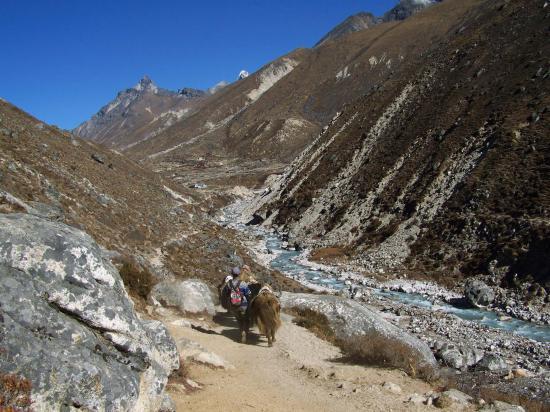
148, 279, 215, 315
280, 292, 438, 379
464, 279, 495, 307
0, 213, 179, 411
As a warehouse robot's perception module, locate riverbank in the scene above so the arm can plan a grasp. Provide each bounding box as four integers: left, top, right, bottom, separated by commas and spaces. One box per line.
217, 194, 550, 410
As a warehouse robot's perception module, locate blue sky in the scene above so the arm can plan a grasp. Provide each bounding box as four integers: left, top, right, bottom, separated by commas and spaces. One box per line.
0, 1, 399, 129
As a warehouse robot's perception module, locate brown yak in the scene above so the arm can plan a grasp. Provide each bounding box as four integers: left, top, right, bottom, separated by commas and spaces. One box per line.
248, 286, 282, 347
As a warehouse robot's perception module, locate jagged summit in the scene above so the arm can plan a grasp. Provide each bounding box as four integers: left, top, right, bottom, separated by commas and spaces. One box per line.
133, 75, 158, 92
315, 1, 444, 47
73, 75, 205, 146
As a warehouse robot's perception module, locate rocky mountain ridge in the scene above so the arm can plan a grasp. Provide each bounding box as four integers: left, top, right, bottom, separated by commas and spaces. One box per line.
73, 75, 207, 150
315, 0, 444, 47
75, 0, 458, 183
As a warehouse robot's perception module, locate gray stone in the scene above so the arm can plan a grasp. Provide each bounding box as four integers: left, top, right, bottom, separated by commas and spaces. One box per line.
27, 201, 64, 221
382, 382, 402, 394
407, 393, 426, 405
175, 337, 234, 369
435, 344, 484, 369
478, 354, 508, 371
148, 279, 215, 315
465, 279, 495, 307
0, 213, 178, 411
158, 394, 176, 412
479, 400, 525, 412
280, 292, 438, 378
91, 153, 106, 164
439, 347, 464, 369
434, 389, 473, 409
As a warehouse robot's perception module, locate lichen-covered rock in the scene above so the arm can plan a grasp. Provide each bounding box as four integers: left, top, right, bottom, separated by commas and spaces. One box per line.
148, 279, 215, 315
465, 279, 495, 307
0, 213, 178, 411
477, 353, 508, 372
280, 292, 438, 379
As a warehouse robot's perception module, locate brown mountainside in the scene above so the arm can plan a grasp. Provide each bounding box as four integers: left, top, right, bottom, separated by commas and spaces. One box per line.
126, 0, 481, 187
0, 100, 304, 300
251, 0, 549, 289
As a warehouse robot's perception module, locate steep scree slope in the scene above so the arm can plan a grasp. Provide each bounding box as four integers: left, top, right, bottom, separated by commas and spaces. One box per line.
253, 0, 550, 289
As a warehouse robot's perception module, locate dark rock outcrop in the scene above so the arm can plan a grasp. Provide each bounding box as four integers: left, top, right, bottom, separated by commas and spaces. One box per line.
383, 0, 443, 22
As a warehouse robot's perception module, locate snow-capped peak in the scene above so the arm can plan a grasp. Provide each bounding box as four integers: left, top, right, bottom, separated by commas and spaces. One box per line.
238, 70, 249, 80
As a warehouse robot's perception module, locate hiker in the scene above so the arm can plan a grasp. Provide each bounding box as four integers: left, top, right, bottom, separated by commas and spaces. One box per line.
218, 267, 238, 312
226, 266, 253, 343
227, 267, 252, 314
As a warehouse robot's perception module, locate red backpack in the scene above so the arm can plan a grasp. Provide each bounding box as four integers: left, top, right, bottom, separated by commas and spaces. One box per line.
229, 280, 243, 307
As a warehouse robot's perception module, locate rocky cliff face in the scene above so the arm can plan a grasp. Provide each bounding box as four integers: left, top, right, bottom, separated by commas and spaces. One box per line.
253, 0, 549, 290
73, 76, 205, 150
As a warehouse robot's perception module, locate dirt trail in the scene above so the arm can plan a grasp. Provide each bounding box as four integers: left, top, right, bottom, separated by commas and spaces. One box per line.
161, 307, 449, 412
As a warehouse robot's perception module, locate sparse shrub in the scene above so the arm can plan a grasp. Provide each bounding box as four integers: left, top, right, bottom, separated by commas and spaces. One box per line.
287, 308, 336, 344
338, 334, 437, 381
114, 255, 155, 300
0, 372, 32, 411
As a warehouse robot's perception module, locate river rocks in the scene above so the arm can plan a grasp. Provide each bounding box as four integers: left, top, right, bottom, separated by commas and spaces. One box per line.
280, 292, 438, 379
148, 279, 215, 315
435, 342, 484, 369
434, 389, 473, 409
0, 213, 178, 411
477, 354, 508, 372
465, 279, 495, 307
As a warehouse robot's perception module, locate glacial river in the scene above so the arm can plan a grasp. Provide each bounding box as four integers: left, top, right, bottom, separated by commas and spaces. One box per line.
260, 231, 550, 343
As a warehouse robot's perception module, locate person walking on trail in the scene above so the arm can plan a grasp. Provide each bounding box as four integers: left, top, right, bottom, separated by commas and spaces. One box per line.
218, 267, 237, 312
228, 267, 252, 314
226, 267, 253, 342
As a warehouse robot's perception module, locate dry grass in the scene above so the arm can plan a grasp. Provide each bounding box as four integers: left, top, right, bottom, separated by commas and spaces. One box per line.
0, 373, 32, 411
287, 307, 437, 381
113, 255, 155, 301
286, 307, 337, 345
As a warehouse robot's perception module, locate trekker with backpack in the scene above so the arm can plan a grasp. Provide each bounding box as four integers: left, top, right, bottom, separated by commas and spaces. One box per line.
227, 267, 252, 314
225, 267, 253, 343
